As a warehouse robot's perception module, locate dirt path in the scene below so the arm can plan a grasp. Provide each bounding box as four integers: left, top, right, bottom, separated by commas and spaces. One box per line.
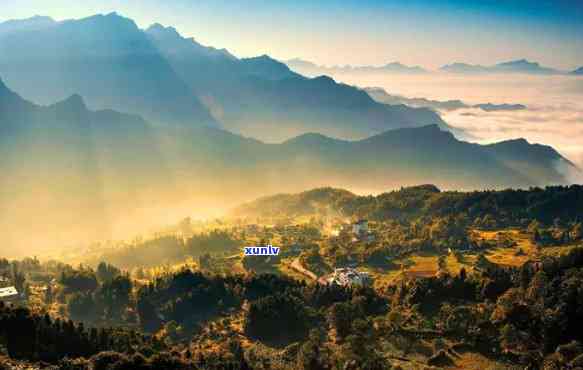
290, 257, 318, 281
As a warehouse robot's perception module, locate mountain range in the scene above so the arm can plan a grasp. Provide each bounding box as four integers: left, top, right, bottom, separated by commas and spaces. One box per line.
440, 59, 561, 75
364, 87, 527, 112
1, 76, 579, 252
0, 12, 581, 253
0, 13, 216, 128
0, 14, 449, 142
285, 58, 428, 76
143, 23, 448, 141
286, 57, 579, 76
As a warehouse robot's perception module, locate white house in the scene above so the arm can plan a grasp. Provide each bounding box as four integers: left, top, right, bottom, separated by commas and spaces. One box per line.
327, 268, 371, 287
0, 286, 19, 302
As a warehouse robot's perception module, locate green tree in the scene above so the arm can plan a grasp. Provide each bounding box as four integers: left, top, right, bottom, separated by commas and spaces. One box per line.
67, 292, 96, 321
96, 262, 120, 283
97, 275, 132, 321
327, 302, 361, 340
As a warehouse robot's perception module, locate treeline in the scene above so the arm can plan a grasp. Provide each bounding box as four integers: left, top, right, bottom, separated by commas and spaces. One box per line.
236, 184, 583, 227
88, 231, 241, 269
0, 302, 165, 363
0, 301, 254, 369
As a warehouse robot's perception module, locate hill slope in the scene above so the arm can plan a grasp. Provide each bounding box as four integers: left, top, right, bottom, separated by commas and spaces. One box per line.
232, 184, 583, 226
0, 13, 216, 127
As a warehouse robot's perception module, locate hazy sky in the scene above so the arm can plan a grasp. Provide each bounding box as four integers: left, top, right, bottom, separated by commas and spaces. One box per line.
2, 0, 582, 70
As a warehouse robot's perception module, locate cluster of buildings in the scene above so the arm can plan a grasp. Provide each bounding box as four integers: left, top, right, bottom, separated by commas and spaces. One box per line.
0, 286, 20, 303
324, 267, 372, 287
0, 275, 23, 303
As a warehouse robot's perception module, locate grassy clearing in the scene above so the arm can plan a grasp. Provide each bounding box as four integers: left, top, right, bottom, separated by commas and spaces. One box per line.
361, 252, 441, 288
475, 229, 536, 267
475, 228, 581, 267
404, 254, 440, 278
445, 253, 476, 275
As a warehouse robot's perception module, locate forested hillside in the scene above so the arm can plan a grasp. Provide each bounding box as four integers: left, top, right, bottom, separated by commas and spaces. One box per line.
234, 185, 583, 226
2, 185, 582, 368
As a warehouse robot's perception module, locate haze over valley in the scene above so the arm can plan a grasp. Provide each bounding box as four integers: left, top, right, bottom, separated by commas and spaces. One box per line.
287, 63, 583, 171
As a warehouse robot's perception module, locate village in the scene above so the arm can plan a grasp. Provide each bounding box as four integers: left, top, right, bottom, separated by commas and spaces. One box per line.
234, 218, 377, 288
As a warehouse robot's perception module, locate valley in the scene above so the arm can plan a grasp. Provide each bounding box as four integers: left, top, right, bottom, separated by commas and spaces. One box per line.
3, 185, 583, 369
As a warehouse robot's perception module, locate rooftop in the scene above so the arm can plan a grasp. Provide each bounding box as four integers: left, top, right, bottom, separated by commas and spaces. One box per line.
328, 268, 371, 287
0, 286, 18, 298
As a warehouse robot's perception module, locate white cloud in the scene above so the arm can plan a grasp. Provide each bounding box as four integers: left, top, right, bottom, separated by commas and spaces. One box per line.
329, 72, 583, 169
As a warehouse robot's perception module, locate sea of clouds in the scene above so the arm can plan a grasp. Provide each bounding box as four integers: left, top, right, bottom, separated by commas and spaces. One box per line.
326, 72, 583, 171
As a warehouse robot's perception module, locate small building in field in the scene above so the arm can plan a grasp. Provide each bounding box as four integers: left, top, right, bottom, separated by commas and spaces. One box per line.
0, 286, 19, 302
327, 268, 372, 287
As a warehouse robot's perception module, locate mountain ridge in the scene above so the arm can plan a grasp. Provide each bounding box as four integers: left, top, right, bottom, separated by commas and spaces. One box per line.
441, 59, 562, 75
0, 78, 580, 252
285, 58, 428, 75
143, 20, 453, 141
365, 87, 527, 112
0, 12, 217, 128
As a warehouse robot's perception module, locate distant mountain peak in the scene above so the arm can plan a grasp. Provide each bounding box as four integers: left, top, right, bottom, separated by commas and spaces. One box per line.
238, 55, 300, 80
56, 94, 87, 110
282, 132, 341, 147
0, 15, 57, 34
500, 138, 530, 146
286, 58, 427, 74
496, 59, 541, 69
146, 23, 180, 37
146, 22, 237, 61
146, 22, 165, 31
312, 75, 335, 83
26, 15, 55, 22
367, 124, 453, 144
442, 59, 560, 74
502, 58, 531, 64
243, 54, 279, 63
78, 12, 139, 30
485, 138, 575, 172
